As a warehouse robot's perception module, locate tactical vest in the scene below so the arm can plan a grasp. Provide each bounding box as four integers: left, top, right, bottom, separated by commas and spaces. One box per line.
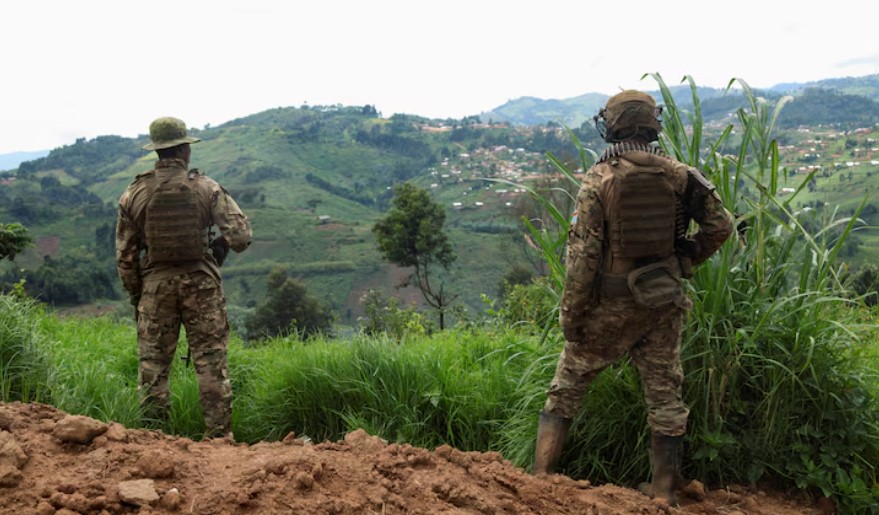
143, 172, 206, 263
604, 159, 676, 260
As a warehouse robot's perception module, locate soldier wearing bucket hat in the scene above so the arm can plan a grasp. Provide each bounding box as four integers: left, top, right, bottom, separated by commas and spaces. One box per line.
116, 116, 252, 439
533, 90, 734, 505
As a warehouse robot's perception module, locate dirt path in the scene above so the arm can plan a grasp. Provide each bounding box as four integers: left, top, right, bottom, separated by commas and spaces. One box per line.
0, 402, 826, 514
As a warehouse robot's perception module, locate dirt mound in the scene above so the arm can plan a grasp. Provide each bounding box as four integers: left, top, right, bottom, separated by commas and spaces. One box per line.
0, 402, 824, 514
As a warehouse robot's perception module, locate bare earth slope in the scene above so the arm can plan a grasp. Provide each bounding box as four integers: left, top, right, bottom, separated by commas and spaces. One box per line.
0, 402, 824, 515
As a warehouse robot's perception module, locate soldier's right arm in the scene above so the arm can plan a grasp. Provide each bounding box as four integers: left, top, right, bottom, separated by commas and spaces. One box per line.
115, 191, 142, 300
686, 170, 734, 264
559, 170, 605, 339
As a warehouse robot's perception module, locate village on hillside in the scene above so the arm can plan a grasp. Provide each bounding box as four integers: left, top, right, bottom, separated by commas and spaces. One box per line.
410, 121, 879, 223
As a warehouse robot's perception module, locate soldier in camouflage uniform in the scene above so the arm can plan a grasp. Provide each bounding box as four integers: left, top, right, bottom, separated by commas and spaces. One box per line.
533, 91, 733, 504
115, 117, 252, 438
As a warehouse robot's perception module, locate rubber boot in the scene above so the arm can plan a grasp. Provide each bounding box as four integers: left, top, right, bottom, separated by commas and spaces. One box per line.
532, 411, 572, 475
640, 433, 683, 505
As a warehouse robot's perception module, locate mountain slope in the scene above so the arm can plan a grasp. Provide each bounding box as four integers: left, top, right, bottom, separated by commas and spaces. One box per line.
482, 74, 879, 127
0, 106, 577, 326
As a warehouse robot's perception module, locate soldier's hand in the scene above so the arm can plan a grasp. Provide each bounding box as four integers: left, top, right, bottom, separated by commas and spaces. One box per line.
675, 237, 697, 257
210, 237, 230, 266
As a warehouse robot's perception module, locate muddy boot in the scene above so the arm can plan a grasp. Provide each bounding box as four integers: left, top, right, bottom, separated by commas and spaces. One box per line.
140, 401, 170, 430
532, 411, 572, 475
639, 433, 683, 505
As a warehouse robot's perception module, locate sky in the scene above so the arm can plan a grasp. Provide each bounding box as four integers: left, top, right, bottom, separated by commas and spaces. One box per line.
1, 0, 877, 155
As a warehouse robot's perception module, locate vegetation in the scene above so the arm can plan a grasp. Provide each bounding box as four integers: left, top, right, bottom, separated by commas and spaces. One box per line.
777, 88, 879, 128
1, 74, 878, 512
373, 182, 457, 329
243, 267, 335, 340
0, 222, 32, 261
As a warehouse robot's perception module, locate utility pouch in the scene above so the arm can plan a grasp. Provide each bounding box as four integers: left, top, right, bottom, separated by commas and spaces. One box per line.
627, 257, 682, 308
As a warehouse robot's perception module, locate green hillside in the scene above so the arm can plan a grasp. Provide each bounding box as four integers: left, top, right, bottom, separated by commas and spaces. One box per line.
0, 106, 582, 326
2, 85, 877, 328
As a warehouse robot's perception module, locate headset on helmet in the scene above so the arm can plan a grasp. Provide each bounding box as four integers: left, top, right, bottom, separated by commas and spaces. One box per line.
593, 90, 664, 143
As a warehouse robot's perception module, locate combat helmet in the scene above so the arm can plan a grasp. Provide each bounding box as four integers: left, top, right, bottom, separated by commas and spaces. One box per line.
142, 116, 201, 151
594, 90, 663, 143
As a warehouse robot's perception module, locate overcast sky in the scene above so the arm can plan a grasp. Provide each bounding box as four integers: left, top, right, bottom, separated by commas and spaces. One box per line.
1, 0, 877, 154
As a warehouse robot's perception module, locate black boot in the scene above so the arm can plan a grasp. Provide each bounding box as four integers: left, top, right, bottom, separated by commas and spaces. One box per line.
640, 433, 683, 504
533, 411, 572, 475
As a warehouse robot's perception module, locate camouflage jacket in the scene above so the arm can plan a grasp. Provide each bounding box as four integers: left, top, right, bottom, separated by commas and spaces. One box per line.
560, 144, 733, 331
115, 158, 252, 297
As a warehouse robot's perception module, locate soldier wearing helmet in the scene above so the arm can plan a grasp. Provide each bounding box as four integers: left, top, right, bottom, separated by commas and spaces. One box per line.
115, 116, 252, 439
533, 91, 733, 504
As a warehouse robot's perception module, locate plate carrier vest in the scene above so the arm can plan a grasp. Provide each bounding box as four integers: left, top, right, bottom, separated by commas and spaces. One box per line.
143, 171, 206, 263
602, 148, 676, 261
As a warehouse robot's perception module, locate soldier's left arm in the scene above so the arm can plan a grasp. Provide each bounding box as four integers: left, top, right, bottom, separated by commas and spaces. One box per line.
209, 183, 252, 253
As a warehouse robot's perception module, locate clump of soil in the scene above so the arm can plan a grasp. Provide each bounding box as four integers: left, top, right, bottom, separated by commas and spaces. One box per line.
0, 402, 825, 514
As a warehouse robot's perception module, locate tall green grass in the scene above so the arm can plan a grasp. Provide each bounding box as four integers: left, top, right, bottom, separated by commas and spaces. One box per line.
1, 302, 541, 447
0, 295, 50, 402
233, 329, 538, 448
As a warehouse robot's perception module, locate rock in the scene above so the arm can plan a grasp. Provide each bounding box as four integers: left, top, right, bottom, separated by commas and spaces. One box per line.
53, 415, 107, 444
0, 464, 23, 487
117, 479, 159, 506
681, 479, 706, 501
159, 487, 182, 511
0, 431, 27, 468
344, 429, 386, 452
137, 450, 175, 479
104, 423, 129, 442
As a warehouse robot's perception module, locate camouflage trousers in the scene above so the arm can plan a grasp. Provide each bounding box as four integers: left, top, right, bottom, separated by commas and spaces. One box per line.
544, 298, 689, 436
136, 271, 232, 437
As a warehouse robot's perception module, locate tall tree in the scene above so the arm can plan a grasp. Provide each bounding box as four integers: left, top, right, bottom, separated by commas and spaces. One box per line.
372, 182, 456, 329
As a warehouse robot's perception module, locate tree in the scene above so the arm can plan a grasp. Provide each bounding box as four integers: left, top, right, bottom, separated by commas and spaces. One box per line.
0, 223, 33, 261
372, 182, 457, 329
244, 268, 334, 340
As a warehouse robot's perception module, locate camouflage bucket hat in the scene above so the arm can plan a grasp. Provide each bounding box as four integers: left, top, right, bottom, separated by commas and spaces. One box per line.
142, 116, 201, 151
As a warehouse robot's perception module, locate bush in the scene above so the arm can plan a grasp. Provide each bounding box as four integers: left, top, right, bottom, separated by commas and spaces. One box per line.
244, 267, 335, 340
357, 289, 434, 341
